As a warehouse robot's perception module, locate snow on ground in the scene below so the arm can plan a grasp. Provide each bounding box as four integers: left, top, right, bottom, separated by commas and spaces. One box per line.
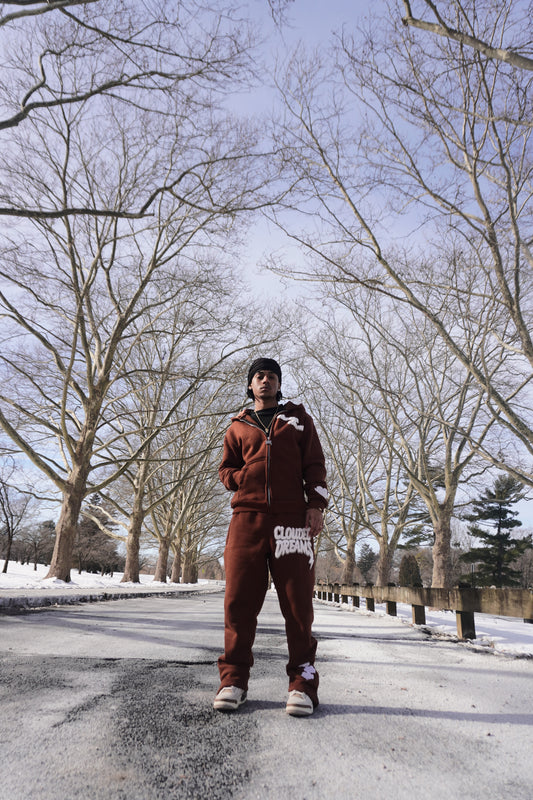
0, 560, 176, 591
336, 597, 533, 658
2, 560, 532, 658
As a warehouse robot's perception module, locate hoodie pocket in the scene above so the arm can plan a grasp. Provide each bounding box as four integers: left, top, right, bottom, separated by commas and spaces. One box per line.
232, 457, 267, 506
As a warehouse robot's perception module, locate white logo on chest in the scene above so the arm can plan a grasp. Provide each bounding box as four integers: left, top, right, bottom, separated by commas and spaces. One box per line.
277, 414, 304, 431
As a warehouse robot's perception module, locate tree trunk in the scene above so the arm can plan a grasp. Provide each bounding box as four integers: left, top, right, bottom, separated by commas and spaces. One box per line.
182, 545, 198, 584
431, 505, 453, 588
2, 536, 12, 572
122, 503, 143, 583
122, 471, 147, 583
376, 539, 393, 587
170, 529, 183, 583
340, 535, 356, 583
154, 537, 170, 583
170, 548, 181, 583
46, 464, 89, 582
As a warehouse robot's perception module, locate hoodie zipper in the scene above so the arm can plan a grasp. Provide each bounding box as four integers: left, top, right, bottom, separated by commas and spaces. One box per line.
266, 433, 272, 505
241, 416, 275, 507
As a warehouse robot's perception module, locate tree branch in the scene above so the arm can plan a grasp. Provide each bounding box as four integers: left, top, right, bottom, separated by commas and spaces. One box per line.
402, 0, 533, 71
0, 0, 96, 28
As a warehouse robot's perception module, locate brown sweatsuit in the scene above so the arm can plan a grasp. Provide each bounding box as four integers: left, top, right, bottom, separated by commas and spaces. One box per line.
217, 401, 328, 705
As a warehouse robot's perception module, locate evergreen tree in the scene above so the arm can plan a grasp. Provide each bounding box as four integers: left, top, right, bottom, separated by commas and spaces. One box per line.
398, 465, 445, 549
460, 476, 532, 588
398, 553, 423, 587
399, 522, 434, 550
357, 543, 378, 583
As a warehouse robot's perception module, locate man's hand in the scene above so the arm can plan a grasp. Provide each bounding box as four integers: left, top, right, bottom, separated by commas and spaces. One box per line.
306, 508, 324, 538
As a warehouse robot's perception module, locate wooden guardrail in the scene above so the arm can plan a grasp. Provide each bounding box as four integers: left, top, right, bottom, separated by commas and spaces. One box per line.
314, 582, 533, 640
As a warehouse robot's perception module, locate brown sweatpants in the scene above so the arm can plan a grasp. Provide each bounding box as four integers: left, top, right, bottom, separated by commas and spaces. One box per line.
217, 510, 319, 706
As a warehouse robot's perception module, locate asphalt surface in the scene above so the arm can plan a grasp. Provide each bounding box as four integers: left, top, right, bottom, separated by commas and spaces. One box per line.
1, 589, 532, 799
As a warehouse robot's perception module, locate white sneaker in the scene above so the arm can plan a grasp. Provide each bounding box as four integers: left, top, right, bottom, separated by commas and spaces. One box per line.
286, 690, 314, 717
213, 686, 247, 712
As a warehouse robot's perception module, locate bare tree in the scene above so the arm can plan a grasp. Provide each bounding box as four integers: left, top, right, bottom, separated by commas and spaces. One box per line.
102, 357, 239, 584
307, 398, 366, 585
16, 519, 56, 569
0, 459, 34, 572
147, 408, 231, 584
354, 419, 418, 587
271, 0, 533, 488
297, 357, 411, 586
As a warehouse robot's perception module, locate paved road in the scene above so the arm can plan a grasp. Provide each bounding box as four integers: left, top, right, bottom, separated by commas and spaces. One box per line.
1, 590, 532, 799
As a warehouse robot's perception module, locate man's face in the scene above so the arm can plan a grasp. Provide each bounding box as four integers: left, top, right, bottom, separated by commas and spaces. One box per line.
249, 370, 280, 402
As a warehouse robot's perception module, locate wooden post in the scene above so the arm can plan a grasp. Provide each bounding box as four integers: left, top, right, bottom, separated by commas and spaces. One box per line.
386, 600, 397, 616
366, 596, 375, 611
412, 604, 426, 625
456, 610, 476, 639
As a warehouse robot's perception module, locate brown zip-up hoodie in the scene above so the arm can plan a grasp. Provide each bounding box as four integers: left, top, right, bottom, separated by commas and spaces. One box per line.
219, 402, 328, 515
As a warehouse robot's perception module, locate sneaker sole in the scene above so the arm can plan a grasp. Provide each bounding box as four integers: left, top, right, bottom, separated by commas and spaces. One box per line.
213, 692, 247, 712
286, 703, 314, 717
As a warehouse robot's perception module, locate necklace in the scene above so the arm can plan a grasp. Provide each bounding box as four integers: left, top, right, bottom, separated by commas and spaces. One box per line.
252, 406, 278, 436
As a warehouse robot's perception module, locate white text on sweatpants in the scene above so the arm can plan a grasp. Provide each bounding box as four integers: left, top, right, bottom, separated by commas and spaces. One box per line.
273, 525, 314, 568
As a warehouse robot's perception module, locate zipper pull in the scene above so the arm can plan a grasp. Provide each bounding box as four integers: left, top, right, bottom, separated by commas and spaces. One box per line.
266, 438, 272, 445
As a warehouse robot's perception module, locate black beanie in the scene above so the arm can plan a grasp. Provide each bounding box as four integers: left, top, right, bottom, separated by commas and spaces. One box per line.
247, 358, 282, 395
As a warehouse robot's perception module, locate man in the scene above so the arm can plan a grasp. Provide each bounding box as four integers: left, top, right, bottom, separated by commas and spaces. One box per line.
214, 357, 328, 716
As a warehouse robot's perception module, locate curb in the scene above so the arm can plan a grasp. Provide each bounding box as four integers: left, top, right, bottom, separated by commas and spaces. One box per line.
0, 584, 224, 612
